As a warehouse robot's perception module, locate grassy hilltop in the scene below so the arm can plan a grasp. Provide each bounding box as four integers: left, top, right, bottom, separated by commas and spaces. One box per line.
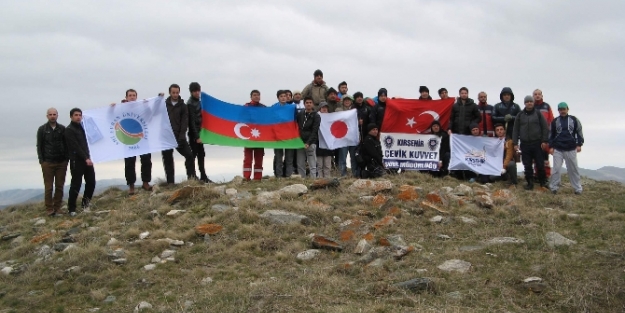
0, 172, 624, 313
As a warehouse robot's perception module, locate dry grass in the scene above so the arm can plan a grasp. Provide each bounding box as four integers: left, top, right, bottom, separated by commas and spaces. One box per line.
0, 174, 624, 312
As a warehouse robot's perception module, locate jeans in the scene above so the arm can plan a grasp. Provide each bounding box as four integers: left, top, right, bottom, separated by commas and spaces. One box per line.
521, 142, 545, 183
68, 159, 96, 212
274, 149, 294, 177
339, 146, 358, 177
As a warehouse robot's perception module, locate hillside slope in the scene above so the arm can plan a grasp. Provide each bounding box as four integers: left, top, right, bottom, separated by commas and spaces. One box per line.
1, 173, 624, 312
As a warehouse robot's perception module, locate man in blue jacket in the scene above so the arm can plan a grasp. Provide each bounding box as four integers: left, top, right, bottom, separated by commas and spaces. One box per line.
548, 102, 584, 195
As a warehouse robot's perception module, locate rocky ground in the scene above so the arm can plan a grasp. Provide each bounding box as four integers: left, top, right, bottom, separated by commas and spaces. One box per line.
0, 172, 624, 312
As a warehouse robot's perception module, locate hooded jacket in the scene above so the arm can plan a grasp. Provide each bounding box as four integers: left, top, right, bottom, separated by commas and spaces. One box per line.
37, 122, 68, 163
430, 121, 450, 159
65, 121, 90, 161
302, 80, 328, 107
448, 97, 481, 135
492, 87, 521, 138
512, 107, 549, 145
187, 96, 202, 139
166, 97, 188, 141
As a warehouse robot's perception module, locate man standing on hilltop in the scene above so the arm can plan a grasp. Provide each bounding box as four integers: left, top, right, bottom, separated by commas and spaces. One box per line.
162, 84, 196, 184
448, 87, 481, 136
302, 69, 328, 107
243, 90, 266, 181
37, 108, 68, 216
533, 89, 555, 180
512, 96, 549, 190
492, 87, 521, 139
65, 108, 96, 217
187, 82, 211, 183
272, 90, 295, 178
477, 92, 494, 137
549, 102, 584, 195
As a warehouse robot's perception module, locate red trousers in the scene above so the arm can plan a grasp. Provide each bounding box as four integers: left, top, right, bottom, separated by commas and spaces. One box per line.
243, 148, 264, 180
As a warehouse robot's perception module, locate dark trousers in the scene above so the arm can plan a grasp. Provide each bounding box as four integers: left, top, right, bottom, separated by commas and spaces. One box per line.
189, 138, 207, 178
124, 154, 152, 185
162, 139, 195, 184
521, 142, 545, 182
68, 159, 96, 212
41, 161, 68, 213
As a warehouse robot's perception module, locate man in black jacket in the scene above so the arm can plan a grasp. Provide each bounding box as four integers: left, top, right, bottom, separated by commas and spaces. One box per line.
65, 108, 95, 216
428, 120, 449, 177
447, 87, 481, 135
370, 88, 388, 133
360, 123, 384, 178
296, 97, 321, 178
37, 108, 68, 216
353, 92, 370, 142
162, 84, 196, 184
492, 87, 521, 139
187, 82, 211, 183
512, 96, 549, 190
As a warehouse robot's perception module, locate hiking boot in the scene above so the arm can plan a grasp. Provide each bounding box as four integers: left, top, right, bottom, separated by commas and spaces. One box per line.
524, 180, 534, 190
142, 182, 153, 191
128, 184, 136, 195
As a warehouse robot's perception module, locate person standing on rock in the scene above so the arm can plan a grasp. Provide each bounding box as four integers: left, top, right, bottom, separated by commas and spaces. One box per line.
447, 87, 481, 136
512, 96, 549, 190
37, 108, 68, 216
492, 87, 521, 139
302, 69, 328, 108
296, 96, 321, 178
243, 90, 266, 181
187, 82, 211, 183
360, 123, 385, 178
65, 108, 96, 217
548, 102, 584, 195
316, 103, 334, 178
162, 84, 196, 184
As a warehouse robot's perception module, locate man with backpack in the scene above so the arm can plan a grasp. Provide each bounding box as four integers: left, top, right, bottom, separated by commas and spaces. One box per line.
512, 95, 549, 190
548, 102, 584, 195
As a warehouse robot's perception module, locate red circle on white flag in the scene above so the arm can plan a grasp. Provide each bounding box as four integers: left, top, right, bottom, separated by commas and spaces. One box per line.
330, 121, 348, 139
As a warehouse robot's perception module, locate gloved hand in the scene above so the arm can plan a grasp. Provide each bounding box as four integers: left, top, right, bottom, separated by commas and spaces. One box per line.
500, 169, 507, 175
504, 114, 512, 122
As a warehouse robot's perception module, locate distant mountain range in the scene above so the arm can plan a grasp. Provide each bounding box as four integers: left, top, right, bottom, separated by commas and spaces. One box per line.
577, 166, 625, 184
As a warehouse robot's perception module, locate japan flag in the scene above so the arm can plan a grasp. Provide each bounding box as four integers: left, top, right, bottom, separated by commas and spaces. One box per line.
318, 110, 359, 150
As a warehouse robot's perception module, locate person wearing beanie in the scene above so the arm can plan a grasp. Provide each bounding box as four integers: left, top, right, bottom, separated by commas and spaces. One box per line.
371, 88, 389, 133
470, 122, 481, 136
548, 102, 584, 195
477, 92, 495, 137
512, 95, 549, 190
337, 81, 348, 99
353, 92, 371, 141
532, 89, 555, 179
419, 86, 432, 100
187, 82, 211, 183
292, 90, 304, 112
438, 88, 449, 100
325, 87, 339, 113
427, 120, 450, 177
492, 87, 521, 139
448, 87, 481, 136
243, 90, 266, 181
316, 103, 334, 178
272, 90, 295, 178
302, 69, 328, 107
360, 123, 384, 178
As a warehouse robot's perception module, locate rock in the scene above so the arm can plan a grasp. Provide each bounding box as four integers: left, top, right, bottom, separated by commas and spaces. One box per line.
420, 201, 449, 214
184, 300, 194, 309
278, 184, 308, 196
358, 196, 375, 203
257, 191, 281, 205
87, 308, 100, 312
523, 277, 543, 283
211, 204, 232, 212
167, 185, 207, 204
231, 176, 244, 185
386, 235, 407, 247
195, 224, 223, 236
95, 210, 111, 215
356, 210, 375, 218
339, 219, 364, 230
339, 230, 355, 242
460, 216, 477, 224
453, 184, 474, 196
354, 239, 372, 255
107, 248, 125, 259
160, 250, 176, 259
1, 267, 13, 275
567, 213, 580, 219
201, 277, 213, 285
437, 234, 452, 240
1, 233, 21, 241
373, 216, 397, 229
225, 188, 238, 196
54, 243, 74, 252
372, 194, 389, 206
311, 234, 343, 251
545, 232, 577, 247
310, 178, 340, 190
151, 256, 161, 263
429, 216, 443, 223
348, 179, 393, 195
475, 195, 494, 209
397, 185, 421, 201
134, 301, 153, 312
426, 191, 448, 207
332, 216, 342, 223
166, 209, 186, 216
393, 278, 435, 293
33, 218, 46, 226
65, 266, 81, 273
440, 186, 454, 194
149, 210, 159, 218
366, 258, 384, 267
492, 189, 514, 204
103, 295, 116, 303
446, 291, 463, 300
112, 258, 127, 265
36, 245, 53, 257
10, 236, 24, 247
30, 233, 53, 244
595, 250, 622, 258
107, 238, 121, 246
212, 185, 227, 194
260, 210, 311, 225
392, 245, 414, 260
521, 278, 548, 294
459, 245, 484, 252
157, 238, 184, 246
296, 249, 321, 261
143, 264, 156, 271
138, 232, 150, 240
438, 259, 471, 273
483, 237, 525, 245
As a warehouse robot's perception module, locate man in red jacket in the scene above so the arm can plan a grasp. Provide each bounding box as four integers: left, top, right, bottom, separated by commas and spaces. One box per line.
533, 89, 554, 179
477, 92, 494, 137
243, 90, 265, 180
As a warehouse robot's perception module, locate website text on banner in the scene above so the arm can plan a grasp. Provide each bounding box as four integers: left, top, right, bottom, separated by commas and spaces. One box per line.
380, 133, 441, 170
448, 134, 505, 176
82, 96, 177, 163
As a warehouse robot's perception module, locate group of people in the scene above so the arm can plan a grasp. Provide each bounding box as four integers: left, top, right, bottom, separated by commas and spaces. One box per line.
35, 69, 585, 217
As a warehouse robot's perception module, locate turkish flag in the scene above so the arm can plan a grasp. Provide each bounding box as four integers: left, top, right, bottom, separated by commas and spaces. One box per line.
382, 98, 454, 134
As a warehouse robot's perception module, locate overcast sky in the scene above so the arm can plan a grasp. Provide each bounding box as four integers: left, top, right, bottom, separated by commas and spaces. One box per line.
1, 0, 624, 190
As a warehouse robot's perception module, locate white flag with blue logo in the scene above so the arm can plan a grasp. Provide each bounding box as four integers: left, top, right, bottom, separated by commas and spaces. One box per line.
449, 134, 505, 176
82, 96, 177, 163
